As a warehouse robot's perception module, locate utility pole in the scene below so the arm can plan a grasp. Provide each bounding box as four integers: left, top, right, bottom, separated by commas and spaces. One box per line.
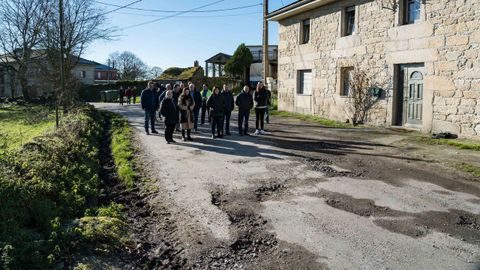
56, 0, 65, 128
262, 0, 269, 86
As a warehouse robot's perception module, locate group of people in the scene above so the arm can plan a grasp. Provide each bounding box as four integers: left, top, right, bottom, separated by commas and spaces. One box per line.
118, 86, 138, 105
140, 81, 271, 144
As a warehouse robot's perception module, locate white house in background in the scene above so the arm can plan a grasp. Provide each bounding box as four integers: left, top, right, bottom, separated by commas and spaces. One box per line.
0, 50, 117, 98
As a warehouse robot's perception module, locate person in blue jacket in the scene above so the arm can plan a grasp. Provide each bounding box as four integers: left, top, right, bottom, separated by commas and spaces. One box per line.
141, 81, 158, 135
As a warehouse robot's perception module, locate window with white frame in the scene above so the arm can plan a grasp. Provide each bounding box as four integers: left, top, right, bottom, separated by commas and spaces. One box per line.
298, 70, 312, 95
97, 72, 101, 79
300, 19, 310, 44
80, 70, 86, 78
341, 67, 353, 96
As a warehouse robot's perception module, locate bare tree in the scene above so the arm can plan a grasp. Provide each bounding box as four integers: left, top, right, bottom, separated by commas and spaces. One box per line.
147, 66, 163, 79
41, 0, 115, 109
344, 66, 387, 125
108, 51, 148, 80
0, 0, 51, 100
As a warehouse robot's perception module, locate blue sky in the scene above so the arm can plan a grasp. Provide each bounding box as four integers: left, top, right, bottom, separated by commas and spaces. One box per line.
83, 0, 296, 70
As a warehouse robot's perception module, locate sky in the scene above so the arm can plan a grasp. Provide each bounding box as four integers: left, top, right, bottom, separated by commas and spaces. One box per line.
83, 0, 297, 70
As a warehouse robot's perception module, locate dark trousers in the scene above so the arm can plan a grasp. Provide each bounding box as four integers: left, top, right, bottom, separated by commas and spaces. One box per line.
255, 108, 266, 130
238, 110, 250, 134
133, 96, 136, 104
224, 110, 232, 134
193, 109, 200, 130
144, 109, 156, 131
165, 124, 175, 141
119, 96, 124, 105
201, 104, 210, 124
211, 115, 224, 135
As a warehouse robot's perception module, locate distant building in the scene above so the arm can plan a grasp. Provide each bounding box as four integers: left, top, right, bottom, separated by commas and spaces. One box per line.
268, 0, 480, 138
204, 45, 278, 86
0, 50, 117, 98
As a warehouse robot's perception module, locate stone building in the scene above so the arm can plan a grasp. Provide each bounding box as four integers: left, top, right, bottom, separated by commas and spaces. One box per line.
268, 0, 480, 138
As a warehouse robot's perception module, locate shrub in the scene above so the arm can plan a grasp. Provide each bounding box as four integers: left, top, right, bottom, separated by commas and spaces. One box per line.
0, 105, 105, 268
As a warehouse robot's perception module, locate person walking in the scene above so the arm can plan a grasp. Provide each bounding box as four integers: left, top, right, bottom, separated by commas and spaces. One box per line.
160, 90, 178, 144
191, 84, 203, 132
200, 84, 212, 125
126, 87, 132, 104
132, 87, 138, 104
254, 82, 268, 135
118, 86, 125, 105
222, 84, 234, 136
207, 86, 225, 139
235, 85, 254, 136
141, 81, 158, 135
178, 87, 195, 141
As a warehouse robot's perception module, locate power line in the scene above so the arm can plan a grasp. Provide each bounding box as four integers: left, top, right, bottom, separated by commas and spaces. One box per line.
121, 0, 226, 30
95, 1, 261, 13
100, 0, 142, 16
113, 11, 262, 18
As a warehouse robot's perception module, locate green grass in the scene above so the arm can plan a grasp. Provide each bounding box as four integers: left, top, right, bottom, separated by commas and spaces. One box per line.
270, 110, 353, 129
456, 163, 480, 178
0, 104, 56, 151
108, 113, 136, 189
412, 136, 480, 151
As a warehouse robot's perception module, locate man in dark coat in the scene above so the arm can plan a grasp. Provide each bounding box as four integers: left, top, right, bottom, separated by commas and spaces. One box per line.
160, 90, 178, 144
235, 85, 254, 136
141, 81, 158, 135
191, 84, 203, 132
221, 84, 234, 136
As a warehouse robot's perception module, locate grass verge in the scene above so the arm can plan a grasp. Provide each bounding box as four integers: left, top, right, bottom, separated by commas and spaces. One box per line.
411, 136, 480, 151
270, 110, 353, 129
106, 112, 136, 189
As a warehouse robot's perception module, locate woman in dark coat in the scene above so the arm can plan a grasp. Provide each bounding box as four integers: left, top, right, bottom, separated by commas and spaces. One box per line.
160, 90, 178, 144
207, 86, 225, 139
254, 82, 268, 135
178, 87, 195, 141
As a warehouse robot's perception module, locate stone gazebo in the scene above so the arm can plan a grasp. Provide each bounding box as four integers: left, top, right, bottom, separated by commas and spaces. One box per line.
204, 53, 231, 78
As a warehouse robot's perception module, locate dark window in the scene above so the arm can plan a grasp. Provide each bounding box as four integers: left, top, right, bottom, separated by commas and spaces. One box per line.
341, 67, 354, 96
404, 0, 421, 25
301, 19, 310, 44
298, 70, 312, 95
80, 70, 86, 78
344, 6, 356, 36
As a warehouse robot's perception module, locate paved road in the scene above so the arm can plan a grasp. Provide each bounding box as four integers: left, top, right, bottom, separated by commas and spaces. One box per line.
94, 103, 480, 270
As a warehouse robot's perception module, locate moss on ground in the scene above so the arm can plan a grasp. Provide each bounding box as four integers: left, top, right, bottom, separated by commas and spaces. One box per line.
456, 163, 480, 178
270, 110, 353, 129
411, 135, 480, 151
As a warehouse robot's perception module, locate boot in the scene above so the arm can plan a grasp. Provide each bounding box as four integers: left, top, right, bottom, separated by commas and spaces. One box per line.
187, 130, 193, 141
182, 130, 187, 141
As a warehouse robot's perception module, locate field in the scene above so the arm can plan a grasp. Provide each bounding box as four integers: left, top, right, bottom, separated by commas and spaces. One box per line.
0, 104, 56, 151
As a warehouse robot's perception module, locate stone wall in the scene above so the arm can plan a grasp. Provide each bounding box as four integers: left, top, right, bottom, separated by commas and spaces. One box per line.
276, 0, 480, 138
